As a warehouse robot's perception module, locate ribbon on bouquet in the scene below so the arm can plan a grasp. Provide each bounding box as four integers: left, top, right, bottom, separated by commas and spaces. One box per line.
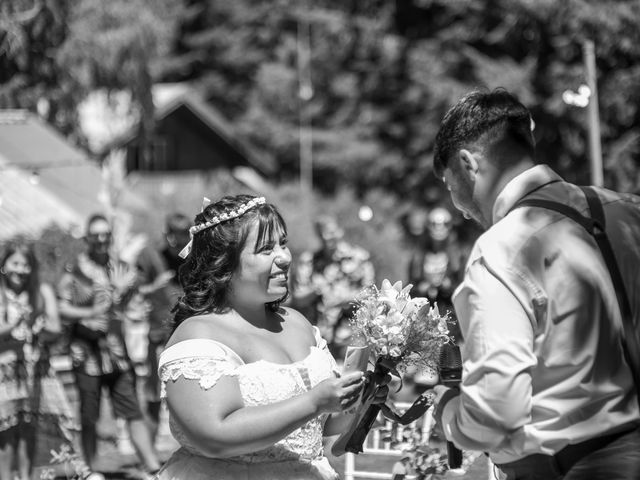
379, 389, 436, 425
331, 360, 437, 456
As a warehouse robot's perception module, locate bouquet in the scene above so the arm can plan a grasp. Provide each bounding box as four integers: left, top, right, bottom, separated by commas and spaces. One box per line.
332, 279, 451, 455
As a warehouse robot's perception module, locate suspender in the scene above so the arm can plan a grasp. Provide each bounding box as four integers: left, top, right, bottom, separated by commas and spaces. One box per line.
511, 186, 640, 409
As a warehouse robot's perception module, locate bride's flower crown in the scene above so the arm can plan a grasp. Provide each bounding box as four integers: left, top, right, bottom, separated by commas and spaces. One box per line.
178, 196, 266, 259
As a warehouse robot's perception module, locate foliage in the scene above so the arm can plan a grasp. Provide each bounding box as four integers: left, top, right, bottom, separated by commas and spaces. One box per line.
146, 0, 640, 198
56, 0, 183, 158
382, 417, 481, 479
0, 0, 82, 140
39, 443, 92, 480
2, 0, 640, 280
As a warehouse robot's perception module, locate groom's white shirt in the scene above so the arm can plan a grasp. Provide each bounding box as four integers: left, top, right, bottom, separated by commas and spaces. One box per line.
441, 164, 640, 464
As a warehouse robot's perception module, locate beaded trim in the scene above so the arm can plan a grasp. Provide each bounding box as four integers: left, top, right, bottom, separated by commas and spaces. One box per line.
178, 197, 266, 259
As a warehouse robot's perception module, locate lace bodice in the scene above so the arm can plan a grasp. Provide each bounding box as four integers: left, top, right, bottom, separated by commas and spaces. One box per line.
158, 327, 339, 463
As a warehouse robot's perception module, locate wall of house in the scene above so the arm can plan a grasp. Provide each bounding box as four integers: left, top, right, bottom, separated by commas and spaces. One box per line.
126, 105, 251, 172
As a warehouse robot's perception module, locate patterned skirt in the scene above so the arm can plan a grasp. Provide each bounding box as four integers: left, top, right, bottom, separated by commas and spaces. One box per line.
0, 347, 78, 464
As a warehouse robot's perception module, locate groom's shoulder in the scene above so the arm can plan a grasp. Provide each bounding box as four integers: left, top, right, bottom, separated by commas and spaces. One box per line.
465, 217, 534, 272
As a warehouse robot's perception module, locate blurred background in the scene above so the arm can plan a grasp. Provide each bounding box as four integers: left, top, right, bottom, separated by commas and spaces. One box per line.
1, 0, 638, 283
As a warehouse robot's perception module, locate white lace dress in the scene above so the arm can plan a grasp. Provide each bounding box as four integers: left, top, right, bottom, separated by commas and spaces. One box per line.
156, 327, 341, 480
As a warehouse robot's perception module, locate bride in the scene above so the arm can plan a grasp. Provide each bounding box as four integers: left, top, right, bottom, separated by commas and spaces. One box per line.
155, 195, 374, 479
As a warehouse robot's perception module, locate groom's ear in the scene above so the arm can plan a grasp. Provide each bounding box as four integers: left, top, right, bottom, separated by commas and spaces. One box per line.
458, 149, 479, 181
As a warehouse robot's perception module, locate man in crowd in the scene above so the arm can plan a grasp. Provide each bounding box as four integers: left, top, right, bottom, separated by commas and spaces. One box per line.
57, 214, 160, 475
406, 205, 466, 330
430, 89, 640, 479
290, 214, 375, 359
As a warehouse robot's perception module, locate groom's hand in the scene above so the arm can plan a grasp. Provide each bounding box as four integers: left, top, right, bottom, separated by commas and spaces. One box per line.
371, 372, 392, 404
431, 384, 459, 436
363, 371, 391, 404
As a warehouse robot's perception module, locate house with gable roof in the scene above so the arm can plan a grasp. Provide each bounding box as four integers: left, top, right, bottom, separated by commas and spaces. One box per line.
0, 110, 122, 241
76, 83, 277, 241
93, 83, 276, 177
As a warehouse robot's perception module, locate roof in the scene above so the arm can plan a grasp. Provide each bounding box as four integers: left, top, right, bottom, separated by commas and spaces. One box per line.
97, 83, 276, 175
0, 110, 87, 170
0, 165, 88, 239
0, 110, 108, 240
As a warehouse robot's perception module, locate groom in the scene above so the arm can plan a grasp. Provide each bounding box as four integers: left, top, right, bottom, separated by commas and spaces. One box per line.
428, 88, 640, 479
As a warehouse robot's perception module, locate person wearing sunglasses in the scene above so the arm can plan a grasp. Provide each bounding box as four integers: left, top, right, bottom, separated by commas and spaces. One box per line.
58, 214, 160, 477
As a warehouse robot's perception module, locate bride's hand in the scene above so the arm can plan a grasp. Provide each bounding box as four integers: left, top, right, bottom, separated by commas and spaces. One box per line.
310, 371, 366, 414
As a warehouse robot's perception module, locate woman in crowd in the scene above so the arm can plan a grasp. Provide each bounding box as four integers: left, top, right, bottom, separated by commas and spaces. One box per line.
0, 241, 76, 480
156, 194, 377, 479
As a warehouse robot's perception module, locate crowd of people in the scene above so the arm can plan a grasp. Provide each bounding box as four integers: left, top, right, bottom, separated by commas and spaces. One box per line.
0, 241, 76, 480
1, 87, 639, 480
0, 211, 192, 479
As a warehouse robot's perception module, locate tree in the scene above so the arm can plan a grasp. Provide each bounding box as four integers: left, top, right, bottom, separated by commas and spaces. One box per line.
159, 0, 640, 200
393, 0, 640, 193
0, 0, 80, 140
56, 0, 183, 157
3, 0, 639, 203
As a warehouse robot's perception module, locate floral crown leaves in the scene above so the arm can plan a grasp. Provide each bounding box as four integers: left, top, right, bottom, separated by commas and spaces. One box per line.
178, 196, 266, 259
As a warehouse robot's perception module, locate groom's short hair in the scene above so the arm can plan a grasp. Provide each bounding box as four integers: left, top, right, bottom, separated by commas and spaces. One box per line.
433, 88, 536, 178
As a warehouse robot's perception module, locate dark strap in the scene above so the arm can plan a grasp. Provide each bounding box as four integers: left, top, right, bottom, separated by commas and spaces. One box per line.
514, 198, 601, 234
554, 425, 638, 474
579, 187, 640, 406
495, 426, 638, 477
511, 187, 640, 410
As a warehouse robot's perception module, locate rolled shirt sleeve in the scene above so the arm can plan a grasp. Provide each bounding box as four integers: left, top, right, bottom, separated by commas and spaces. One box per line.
443, 258, 538, 454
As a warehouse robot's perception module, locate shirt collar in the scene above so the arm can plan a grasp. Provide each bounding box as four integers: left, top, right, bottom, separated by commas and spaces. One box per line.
492, 164, 564, 224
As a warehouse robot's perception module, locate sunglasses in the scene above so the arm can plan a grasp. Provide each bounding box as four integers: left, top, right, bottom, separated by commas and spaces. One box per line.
86, 232, 112, 241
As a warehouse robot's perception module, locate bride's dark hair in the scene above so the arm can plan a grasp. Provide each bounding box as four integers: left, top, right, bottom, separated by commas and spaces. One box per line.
169, 194, 288, 334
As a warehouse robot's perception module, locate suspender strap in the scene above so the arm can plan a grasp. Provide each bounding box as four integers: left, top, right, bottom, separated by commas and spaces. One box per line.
580, 186, 605, 228
514, 198, 600, 234
579, 187, 640, 404
510, 187, 640, 409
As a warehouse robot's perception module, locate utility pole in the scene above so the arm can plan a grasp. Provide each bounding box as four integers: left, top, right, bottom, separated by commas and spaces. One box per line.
582, 39, 603, 187
297, 17, 314, 196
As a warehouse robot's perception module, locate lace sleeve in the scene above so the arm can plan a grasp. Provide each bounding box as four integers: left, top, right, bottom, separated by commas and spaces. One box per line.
158, 337, 245, 399
159, 357, 240, 398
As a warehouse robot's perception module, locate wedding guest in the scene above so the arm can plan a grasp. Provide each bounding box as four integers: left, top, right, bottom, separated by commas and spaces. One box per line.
290, 214, 375, 359
406, 205, 465, 339
407, 206, 464, 314
430, 89, 640, 479
131, 241, 175, 445
156, 194, 378, 480
0, 241, 76, 480
57, 214, 160, 475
